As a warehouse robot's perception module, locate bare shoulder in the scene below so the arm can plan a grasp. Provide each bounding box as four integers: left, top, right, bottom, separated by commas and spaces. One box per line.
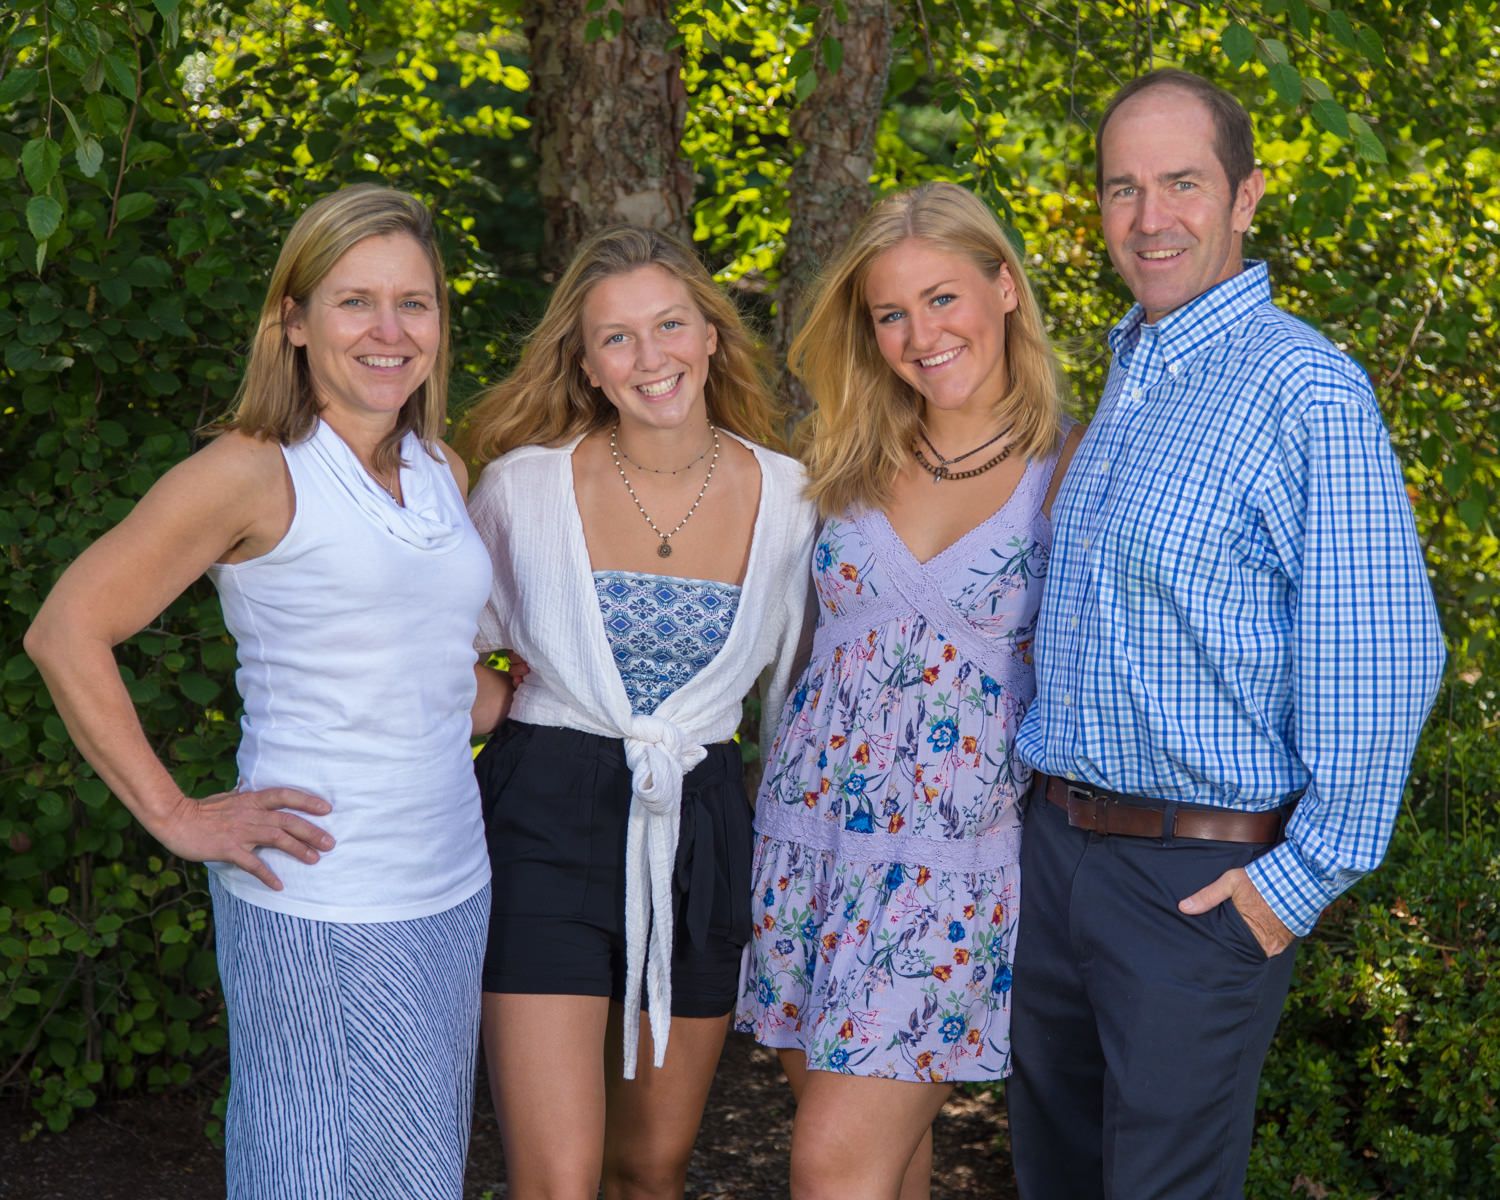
1043, 422, 1088, 520
156, 430, 293, 562
136, 430, 284, 517
437, 440, 469, 496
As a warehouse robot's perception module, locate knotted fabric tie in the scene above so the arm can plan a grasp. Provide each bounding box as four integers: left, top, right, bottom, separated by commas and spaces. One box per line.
620, 715, 707, 1078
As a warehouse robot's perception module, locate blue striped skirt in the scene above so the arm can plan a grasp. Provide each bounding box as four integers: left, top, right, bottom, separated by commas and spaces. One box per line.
209, 877, 490, 1199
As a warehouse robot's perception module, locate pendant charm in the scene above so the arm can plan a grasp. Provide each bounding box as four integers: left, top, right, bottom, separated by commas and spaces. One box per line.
657, 540, 673, 558
933, 466, 947, 484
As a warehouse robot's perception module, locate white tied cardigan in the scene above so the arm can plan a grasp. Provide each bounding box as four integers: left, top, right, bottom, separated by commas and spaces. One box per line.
468, 432, 817, 1076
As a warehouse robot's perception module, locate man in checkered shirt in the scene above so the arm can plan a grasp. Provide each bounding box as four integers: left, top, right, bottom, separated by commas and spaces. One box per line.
1010, 69, 1445, 1199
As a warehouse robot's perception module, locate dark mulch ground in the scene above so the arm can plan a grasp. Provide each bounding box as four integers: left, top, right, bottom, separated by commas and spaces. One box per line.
2, 1033, 1017, 1199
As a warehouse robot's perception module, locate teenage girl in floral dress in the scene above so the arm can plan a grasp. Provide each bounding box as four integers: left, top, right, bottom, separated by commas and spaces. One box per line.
736, 182, 1082, 1199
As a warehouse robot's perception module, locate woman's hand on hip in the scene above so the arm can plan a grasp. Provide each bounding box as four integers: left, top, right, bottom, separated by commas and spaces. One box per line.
152, 787, 334, 892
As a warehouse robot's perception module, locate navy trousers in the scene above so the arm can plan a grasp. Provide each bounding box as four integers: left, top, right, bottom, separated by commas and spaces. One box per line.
1008, 787, 1298, 1200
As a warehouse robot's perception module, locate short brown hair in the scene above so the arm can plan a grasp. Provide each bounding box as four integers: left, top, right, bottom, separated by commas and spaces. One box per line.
1095, 68, 1256, 197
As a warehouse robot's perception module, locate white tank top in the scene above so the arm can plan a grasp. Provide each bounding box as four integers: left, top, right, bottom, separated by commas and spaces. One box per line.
206, 420, 492, 922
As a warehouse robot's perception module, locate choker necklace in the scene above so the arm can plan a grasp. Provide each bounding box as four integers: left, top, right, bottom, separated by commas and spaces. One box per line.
617, 433, 713, 476
913, 424, 1014, 484
610, 421, 720, 557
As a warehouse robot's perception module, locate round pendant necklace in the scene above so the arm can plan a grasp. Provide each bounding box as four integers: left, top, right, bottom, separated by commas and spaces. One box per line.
912, 423, 1015, 484
610, 421, 720, 557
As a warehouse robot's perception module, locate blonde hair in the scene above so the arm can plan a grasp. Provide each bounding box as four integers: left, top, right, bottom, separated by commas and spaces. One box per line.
224, 185, 450, 474
794, 182, 1068, 517
460, 226, 784, 464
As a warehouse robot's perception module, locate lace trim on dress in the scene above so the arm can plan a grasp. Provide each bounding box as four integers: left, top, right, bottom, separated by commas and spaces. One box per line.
753, 799, 1022, 872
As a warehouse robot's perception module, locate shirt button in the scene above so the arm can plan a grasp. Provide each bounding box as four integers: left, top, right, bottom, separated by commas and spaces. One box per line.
1062, 693, 1072, 706
1069, 617, 1079, 630
1168, 363, 1180, 376
1129, 387, 1142, 400
1083, 536, 1092, 550
1098, 459, 1110, 472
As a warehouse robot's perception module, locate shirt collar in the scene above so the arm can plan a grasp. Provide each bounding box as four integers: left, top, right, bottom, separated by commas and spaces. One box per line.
1107, 260, 1272, 367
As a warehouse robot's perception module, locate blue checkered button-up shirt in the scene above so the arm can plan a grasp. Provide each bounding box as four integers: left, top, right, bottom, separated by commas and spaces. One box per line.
1016, 262, 1445, 936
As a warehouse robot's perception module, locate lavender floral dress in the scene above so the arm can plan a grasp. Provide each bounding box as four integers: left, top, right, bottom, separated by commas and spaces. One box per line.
735, 450, 1058, 1082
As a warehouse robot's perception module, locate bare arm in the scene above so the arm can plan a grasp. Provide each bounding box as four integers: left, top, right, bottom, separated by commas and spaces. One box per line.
24, 432, 333, 890
471, 662, 516, 737
1042, 423, 1086, 521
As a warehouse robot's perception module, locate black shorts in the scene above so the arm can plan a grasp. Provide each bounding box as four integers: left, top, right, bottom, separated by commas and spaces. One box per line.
476, 720, 752, 1017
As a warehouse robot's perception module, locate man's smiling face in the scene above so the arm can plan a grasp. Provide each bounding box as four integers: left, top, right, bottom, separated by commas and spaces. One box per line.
1097, 86, 1264, 323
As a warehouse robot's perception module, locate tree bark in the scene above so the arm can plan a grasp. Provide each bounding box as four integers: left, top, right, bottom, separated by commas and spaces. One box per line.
774, 1, 894, 419
525, 1, 694, 275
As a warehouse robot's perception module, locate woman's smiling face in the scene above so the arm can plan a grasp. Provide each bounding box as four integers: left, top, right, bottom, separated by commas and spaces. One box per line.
283, 232, 441, 425
863, 238, 1018, 417
579, 264, 718, 433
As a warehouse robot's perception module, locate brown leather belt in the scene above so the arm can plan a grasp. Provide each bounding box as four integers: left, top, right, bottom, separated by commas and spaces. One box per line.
1043, 776, 1290, 845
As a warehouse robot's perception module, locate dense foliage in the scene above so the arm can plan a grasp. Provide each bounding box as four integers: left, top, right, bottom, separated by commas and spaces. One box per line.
3, 2, 1497, 1194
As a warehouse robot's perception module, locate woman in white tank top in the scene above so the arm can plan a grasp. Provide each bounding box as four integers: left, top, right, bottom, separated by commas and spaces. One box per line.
26, 186, 512, 1199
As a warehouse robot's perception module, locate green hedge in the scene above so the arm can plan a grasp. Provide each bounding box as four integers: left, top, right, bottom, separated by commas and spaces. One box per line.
4, 7, 1499, 1187
1251, 824, 1500, 1197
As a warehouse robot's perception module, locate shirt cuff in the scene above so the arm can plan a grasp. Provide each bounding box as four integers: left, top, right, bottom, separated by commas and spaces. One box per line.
1244, 840, 1342, 937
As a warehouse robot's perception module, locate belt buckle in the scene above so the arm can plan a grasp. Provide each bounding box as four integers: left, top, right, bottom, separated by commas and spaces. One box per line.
1065, 784, 1109, 834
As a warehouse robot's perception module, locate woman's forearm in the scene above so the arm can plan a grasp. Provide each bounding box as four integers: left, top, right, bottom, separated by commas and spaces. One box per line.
25, 616, 189, 835
471, 661, 515, 738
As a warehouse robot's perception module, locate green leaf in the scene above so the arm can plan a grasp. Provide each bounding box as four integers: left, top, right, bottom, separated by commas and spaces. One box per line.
325, 0, 351, 31
1258, 37, 1290, 66
85, 92, 127, 135
1355, 25, 1385, 63
1221, 24, 1254, 68
821, 35, 843, 75
48, 886, 69, 905
1457, 496, 1488, 531
22, 138, 63, 193
26, 195, 64, 243
76, 137, 105, 179
114, 193, 157, 224
103, 52, 137, 100
151, 0, 181, 15
1310, 99, 1349, 137
1268, 63, 1302, 106
1289, 0, 1311, 36
1327, 10, 1356, 48
1347, 113, 1387, 164
794, 68, 818, 103
788, 47, 814, 78
0, 67, 40, 106
179, 673, 220, 706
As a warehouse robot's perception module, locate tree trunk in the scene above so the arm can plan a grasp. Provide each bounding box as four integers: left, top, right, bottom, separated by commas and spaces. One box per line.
774, 0, 894, 419
525, 0, 695, 275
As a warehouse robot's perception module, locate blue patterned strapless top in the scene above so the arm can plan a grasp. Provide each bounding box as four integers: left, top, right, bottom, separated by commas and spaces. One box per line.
594, 571, 741, 716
